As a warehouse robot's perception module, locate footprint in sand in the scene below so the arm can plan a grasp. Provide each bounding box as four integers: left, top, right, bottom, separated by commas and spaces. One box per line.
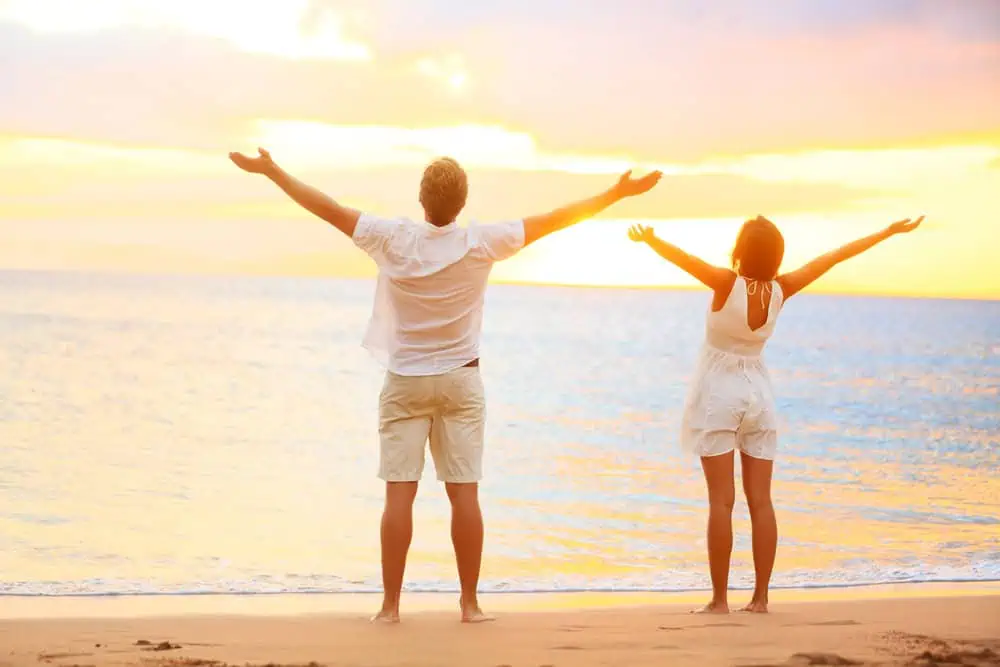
134, 640, 182, 652
735, 653, 863, 666
154, 662, 324, 667
658, 622, 746, 631
558, 623, 606, 632
906, 647, 999, 666
787, 653, 863, 665
783, 620, 861, 628
37, 653, 94, 661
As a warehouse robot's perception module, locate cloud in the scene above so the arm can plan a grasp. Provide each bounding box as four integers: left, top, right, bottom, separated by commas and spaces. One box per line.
318, 0, 999, 45
459, 170, 877, 222
0, 22, 500, 151
705, 145, 1000, 189
0, 0, 372, 60
0, 3, 996, 295
0, 141, 879, 223
16, 130, 999, 224
322, 0, 1000, 158
2, 0, 999, 162
674, 0, 1000, 40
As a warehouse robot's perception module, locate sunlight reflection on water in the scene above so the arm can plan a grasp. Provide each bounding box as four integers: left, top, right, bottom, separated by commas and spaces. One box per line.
0, 271, 997, 595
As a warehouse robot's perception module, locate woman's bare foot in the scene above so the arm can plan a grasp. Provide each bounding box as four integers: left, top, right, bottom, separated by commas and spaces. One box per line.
462, 607, 496, 623
459, 596, 495, 623
739, 599, 769, 613
370, 609, 400, 624
692, 601, 730, 614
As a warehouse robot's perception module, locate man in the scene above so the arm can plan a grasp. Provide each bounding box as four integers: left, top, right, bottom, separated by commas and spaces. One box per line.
229, 147, 661, 622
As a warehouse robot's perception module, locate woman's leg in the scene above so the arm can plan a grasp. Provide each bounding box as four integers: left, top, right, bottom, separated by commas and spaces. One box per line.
698, 450, 736, 613
740, 451, 776, 612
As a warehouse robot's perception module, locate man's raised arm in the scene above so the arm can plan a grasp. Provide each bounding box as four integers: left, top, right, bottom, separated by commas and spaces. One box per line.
522, 170, 662, 246
229, 148, 361, 238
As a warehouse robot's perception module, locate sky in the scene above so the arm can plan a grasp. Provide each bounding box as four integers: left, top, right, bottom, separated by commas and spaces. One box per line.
1, 0, 998, 298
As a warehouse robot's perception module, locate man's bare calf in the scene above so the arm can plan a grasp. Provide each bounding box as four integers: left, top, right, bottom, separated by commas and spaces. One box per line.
447, 483, 495, 623
373, 481, 418, 623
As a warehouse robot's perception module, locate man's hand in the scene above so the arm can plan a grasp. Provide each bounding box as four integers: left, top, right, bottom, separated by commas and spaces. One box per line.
886, 216, 924, 235
613, 170, 662, 199
228, 148, 361, 237
628, 223, 656, 243
229, 147, 276, 175
522, 169, 662, 247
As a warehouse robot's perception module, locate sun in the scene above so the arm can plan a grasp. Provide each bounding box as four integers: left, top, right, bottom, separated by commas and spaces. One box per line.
415, 55, 470, 92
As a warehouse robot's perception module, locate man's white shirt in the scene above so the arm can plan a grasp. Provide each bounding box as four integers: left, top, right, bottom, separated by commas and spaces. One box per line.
352, 215, 525, 376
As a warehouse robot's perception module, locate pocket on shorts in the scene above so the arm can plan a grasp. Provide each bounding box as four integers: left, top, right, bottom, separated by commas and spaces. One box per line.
379, 372, 430, 418
439, 367, 486, 414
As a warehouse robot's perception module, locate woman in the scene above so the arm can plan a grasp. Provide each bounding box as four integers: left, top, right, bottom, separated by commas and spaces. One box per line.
628, 214, 923, 613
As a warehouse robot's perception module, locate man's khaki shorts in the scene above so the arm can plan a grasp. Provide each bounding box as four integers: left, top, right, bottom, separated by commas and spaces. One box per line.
377, 366, 485, 483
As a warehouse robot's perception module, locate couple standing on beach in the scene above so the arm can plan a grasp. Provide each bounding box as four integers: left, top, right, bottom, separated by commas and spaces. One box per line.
229, 150, 923, 623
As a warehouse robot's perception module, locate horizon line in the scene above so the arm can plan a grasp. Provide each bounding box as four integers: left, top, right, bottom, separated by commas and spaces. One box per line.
1, 266, 996, 302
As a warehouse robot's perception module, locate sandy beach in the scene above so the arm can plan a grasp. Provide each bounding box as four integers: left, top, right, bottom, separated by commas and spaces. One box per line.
3, 586, 998, 667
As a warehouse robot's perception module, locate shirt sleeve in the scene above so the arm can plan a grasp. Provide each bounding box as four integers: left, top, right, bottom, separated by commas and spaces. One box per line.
475, 220, 526, 262
352, 214, 397, 265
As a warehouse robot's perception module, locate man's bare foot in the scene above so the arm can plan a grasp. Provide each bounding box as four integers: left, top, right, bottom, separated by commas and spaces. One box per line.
740, 599, 769, 613
370, 609, 400, 624
691, 601, 730, 614
459, 596, 495, 623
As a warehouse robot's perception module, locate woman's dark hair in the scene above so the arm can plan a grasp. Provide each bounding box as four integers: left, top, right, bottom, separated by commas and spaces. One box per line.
731, 215, 785, 280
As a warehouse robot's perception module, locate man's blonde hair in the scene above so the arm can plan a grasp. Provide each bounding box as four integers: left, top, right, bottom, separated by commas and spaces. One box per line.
419, 157, 468, 226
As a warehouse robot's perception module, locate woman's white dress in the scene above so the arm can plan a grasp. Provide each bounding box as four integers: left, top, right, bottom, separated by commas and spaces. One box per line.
681, 277, 784, 460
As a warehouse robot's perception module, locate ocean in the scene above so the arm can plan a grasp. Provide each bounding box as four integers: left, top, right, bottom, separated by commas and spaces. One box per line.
0, 270, 997, 597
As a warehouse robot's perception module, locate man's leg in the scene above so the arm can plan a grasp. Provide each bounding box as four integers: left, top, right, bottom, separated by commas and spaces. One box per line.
374, 481, 419, 622
444, 482, 491, 622
430, 367, 492, 622
374, 372, 432, 623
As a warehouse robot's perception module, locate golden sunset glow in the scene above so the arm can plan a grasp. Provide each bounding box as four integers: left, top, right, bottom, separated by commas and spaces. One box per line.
1, 0, 998, 298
